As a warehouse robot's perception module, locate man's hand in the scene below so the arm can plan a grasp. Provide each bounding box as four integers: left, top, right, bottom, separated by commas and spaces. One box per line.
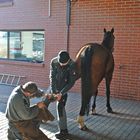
56, 93, 62, 101
43, 93, 62, 102
44, 94, 57, 101
37, 102, 46, 108
45, 94, 52, 99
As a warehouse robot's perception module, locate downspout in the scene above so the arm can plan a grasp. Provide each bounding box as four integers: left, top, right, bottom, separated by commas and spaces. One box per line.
66, 0, 71, 52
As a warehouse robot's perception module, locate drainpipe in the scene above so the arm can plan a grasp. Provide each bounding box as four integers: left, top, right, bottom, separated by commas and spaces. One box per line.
66, 0, 71, 52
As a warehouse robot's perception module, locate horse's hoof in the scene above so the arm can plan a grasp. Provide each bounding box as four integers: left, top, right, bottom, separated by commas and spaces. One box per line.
90, 111, 97, 115
90, 109, 96, 115
80, 125, 89, 131
107, 108, 113, 113
91, 112, 98, 115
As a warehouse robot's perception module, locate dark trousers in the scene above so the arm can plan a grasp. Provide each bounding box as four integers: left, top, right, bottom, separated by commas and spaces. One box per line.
44, 93, 68, 131
57, 94, 68, 131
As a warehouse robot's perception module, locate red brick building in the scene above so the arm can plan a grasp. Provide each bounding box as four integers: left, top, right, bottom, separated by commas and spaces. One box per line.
0, 0, 139, 100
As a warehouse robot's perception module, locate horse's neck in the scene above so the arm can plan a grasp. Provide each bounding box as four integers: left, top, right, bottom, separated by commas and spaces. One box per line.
102, 40, 112, 51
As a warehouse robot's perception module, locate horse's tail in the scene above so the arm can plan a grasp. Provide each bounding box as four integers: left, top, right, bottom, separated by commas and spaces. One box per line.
81, 46, 94, 116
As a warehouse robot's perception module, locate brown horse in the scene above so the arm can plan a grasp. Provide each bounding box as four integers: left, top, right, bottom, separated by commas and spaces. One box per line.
75, 28, 115, 130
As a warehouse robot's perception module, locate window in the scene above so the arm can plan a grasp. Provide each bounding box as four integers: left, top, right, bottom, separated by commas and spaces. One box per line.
0, 30, 45, 63
0, 0, 13, 7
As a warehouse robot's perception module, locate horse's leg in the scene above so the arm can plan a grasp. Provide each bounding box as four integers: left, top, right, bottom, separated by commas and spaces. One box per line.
105, 76, 113, 113
91, 90, 98, 115
77, 98, 89, 131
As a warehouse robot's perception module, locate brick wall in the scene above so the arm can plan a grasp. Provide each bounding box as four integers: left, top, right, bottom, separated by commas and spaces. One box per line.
70, 0, 140, 101
0, 0, 139, 100
0, 0, 67, 88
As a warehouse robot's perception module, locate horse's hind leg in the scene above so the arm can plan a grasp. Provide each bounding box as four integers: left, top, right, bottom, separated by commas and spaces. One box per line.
77, 107, 86, 130
91, 90, 98, 115
105, 76, 113, 113
77, 96, 90, 131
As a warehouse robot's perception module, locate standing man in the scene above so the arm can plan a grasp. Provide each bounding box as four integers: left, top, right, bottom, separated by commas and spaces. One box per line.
49, 50, 78, 139
5, 81, 55, 140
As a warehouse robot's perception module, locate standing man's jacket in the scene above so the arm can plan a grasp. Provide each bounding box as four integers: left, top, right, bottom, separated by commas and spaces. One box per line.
49, 57, 78, 95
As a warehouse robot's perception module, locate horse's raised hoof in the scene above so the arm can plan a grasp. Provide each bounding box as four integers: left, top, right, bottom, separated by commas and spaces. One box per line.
80, 125, 89, 131
107, 108, 113, 113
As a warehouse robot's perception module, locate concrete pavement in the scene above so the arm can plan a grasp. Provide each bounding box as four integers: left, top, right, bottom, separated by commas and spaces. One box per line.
0, 85, 140, 140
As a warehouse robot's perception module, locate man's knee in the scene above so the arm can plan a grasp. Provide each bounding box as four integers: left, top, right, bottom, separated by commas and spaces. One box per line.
7, 129, 14, 140
7, 128, 22, 140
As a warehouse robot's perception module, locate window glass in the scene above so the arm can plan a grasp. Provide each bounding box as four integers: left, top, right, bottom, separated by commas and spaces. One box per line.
0, 30, 45, 63
9, 32, 21, 59
0, 31, 7, 58
33, 33, 44, 62
0, 0, 13, 7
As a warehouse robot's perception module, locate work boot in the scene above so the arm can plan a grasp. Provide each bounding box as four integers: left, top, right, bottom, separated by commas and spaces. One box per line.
55, 129, 69, 139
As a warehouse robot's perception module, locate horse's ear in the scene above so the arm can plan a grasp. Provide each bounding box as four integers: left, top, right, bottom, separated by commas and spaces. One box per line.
111, 28, 114, 33
104, 28, 107, 33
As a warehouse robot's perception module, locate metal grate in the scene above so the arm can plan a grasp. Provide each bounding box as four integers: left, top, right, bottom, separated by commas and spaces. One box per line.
0, 73, 26, 86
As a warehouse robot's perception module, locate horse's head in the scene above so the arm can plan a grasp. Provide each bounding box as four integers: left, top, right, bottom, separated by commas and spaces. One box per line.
102, 28, 115, 52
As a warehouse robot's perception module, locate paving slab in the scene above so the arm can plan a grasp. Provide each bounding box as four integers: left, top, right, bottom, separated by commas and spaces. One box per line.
0, 85, 140, 140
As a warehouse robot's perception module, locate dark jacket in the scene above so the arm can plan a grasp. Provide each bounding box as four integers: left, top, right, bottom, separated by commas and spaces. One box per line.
49, 57, 78, 95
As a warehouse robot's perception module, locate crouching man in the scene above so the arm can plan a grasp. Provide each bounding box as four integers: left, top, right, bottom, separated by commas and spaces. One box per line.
5, 81, 59, 140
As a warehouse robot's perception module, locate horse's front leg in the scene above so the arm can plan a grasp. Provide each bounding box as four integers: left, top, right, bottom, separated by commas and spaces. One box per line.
105, 78, 113, 113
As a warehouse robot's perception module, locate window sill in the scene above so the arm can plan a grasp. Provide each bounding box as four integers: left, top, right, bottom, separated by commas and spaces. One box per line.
0, 59, 45, 67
